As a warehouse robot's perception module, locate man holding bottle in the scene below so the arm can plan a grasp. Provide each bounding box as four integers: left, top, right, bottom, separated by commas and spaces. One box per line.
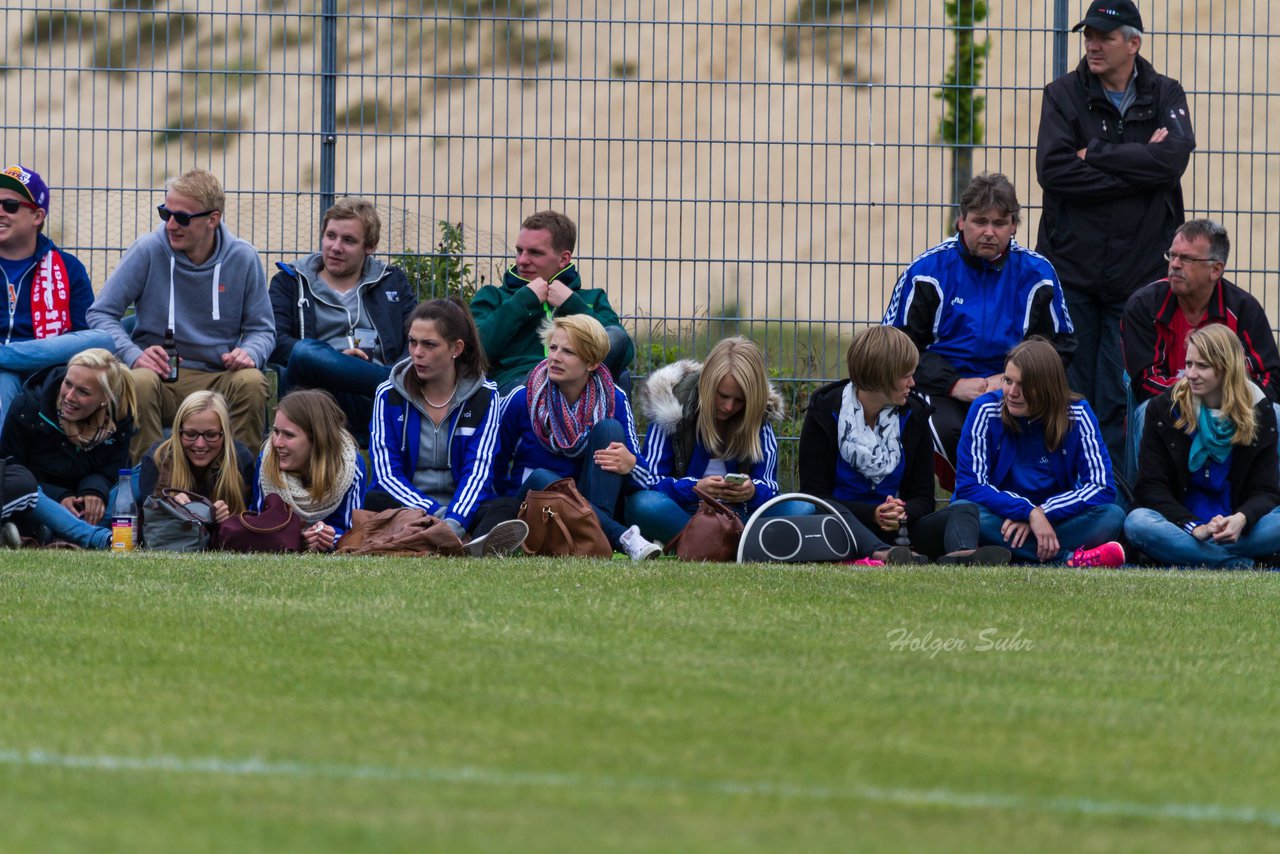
88, 169, 274, 459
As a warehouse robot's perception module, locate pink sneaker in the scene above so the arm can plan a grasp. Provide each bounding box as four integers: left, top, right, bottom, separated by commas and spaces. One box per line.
1067, 541, 1125, 568
849, 557, 886, 567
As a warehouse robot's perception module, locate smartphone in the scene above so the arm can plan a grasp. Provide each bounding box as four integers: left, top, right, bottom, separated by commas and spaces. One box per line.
724, 473, 749, 485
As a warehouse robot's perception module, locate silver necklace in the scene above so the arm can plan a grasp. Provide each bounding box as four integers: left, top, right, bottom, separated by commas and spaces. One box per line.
423, 379, 459, 408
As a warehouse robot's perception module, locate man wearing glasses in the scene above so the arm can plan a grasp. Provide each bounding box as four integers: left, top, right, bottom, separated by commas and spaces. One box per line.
1121, 219, 1280, 470
88, 168, 274, 459
1036, 0, 1194, 466
0, 164, 112, 428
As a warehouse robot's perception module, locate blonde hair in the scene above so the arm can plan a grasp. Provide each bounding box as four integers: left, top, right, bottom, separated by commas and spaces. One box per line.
1171, 324, 1257, 444
262, 389, 352, 499
153, 391, 246, 514
696, 337, 770, 464
540, 314, 610, 368
67, 348, 136, 421
165, 168, 225, 212
846, 326, 919, 395
322, 196, 381, 248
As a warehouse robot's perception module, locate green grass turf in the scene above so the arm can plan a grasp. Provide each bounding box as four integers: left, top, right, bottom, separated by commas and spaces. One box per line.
2, 553, 1279, 852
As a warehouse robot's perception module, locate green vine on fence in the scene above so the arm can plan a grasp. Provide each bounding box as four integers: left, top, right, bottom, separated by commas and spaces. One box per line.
394, 220, 483, 304
935, 0, 989, 212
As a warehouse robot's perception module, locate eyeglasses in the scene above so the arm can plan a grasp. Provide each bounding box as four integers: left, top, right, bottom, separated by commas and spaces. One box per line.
0, 198, 40, 214
157, 205, 216, 227
179, 429, 224, 444
1164, 251, 1218, 266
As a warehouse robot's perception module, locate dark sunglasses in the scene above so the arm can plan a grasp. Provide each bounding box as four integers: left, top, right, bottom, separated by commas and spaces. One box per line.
0, 198, 40, 214
157, 204, 216, 227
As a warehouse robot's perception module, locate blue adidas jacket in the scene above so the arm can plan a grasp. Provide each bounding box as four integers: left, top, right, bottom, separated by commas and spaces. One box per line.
881, 235, 1076, 396
955, 389, 1115, 523
367, 374, 500, 531
493, 386, 649, 496
641, 419, 780, 512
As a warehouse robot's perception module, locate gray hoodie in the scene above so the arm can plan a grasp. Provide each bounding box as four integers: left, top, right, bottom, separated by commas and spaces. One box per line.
88, 222, 275, 372
389, 358, 485, 535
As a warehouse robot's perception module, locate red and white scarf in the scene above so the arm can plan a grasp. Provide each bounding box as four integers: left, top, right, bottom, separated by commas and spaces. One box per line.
12, 250, 72, 339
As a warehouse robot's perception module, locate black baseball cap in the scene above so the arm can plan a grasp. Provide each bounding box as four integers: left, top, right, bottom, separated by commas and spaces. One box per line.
1072, 0, 1143, 33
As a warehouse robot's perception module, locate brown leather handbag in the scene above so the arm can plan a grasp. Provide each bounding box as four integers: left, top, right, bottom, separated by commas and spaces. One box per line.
337, 507, 465, 556
518, 478, 612, 558
666, 486, 744, 561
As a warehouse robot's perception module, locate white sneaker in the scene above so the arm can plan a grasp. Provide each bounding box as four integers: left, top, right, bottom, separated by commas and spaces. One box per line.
465, 519, 529, 557
619, 525, 662, 561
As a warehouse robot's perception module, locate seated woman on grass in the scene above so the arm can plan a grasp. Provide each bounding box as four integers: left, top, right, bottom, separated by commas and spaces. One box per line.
953, 338, 1125, 566
139, 390, 254, 523
0, 347, 136, 549
254, 389, 365, 551
1124, 324, 1280, 569
491, 314, 662, 561
627, 336, 809, 544
799, 325, 1010, 564
365, 298, 527, 556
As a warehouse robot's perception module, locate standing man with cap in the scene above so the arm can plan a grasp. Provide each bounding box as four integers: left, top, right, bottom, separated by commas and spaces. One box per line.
1036, 0, 1194, 466
0, 164, 113, 425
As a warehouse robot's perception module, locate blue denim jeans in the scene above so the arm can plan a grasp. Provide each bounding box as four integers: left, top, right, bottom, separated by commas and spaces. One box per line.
956, 499, 1126, 564
0, 329, 115, 429
624, 488, 813, 544
16, 489, 112, 549
518, 419, 632, 547
1124, 506, 1280, 569
284, 338, 392, 437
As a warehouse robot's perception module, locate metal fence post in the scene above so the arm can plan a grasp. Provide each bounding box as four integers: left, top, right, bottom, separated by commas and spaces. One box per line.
1052, 0, 1070, 78
319, 0, 338, 216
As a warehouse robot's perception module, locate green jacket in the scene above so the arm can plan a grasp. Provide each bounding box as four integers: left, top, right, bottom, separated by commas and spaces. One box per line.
471, 263, 624, 390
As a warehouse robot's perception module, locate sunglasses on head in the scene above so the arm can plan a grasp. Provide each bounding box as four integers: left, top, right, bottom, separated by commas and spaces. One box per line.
157, 204, 216, 227
0, 198, 40, 214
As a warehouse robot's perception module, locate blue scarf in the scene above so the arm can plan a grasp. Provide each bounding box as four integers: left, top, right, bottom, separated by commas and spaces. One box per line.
1188, 405, 1235, 472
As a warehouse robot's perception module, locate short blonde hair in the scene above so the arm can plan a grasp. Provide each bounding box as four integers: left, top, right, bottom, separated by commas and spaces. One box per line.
540, 314, 609, 368
165, 168, 225, 212
322, 196, 381, 248
847, 326, 918, 395
67, 347, 136, 421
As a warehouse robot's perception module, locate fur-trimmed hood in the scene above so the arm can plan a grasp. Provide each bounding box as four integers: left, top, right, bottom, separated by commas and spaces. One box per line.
640, 359, 785, 430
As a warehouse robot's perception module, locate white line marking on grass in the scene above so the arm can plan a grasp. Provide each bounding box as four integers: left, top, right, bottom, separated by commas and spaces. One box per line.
3, 748, 1278, 829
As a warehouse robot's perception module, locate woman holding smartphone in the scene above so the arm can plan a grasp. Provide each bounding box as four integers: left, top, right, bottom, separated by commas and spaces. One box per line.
627, 337, 809, 544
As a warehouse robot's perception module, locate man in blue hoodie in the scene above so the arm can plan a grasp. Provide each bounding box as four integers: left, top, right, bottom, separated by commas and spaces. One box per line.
0, 163, 112, 427
88, 169, 275, 459
269, 197, 416, 439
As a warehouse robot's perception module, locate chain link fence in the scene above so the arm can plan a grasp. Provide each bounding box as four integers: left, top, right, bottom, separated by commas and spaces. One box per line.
3, 0, 1278, 465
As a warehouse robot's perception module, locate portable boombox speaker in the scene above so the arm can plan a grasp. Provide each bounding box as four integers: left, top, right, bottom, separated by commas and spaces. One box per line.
736, 494, 858, 563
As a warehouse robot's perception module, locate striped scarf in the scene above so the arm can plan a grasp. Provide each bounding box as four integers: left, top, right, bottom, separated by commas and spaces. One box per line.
527, 359, 615, 458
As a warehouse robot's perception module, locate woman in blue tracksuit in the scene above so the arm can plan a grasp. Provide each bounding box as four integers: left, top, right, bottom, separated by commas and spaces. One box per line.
627, 337, 809, 544
492, 314, 661, 560
254, 388, 365, 551
954, 338, 1126, 565
365, 299, 527, 556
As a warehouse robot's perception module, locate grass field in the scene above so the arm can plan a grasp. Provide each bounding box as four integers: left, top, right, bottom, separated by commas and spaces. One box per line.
3, 553, 1279, 852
